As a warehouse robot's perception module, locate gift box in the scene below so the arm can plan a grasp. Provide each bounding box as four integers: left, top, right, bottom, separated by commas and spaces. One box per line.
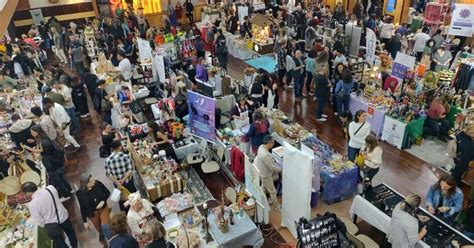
147, 174, 185, 201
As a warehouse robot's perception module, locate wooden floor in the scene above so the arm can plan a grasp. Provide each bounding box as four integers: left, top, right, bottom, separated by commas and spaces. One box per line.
60, 55, 448, 247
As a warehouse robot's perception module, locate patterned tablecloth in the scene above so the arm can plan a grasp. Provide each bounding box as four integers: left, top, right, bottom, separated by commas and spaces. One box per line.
320, 164, 359, 204
208, 212, 264, 248
349, 95, 387, 138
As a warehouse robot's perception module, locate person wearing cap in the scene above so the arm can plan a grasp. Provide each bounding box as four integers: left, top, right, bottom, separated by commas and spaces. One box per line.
433, 44, 452, 72
105, 140, 136, 210
76, 174, 111, 243
126, 192, 162, 241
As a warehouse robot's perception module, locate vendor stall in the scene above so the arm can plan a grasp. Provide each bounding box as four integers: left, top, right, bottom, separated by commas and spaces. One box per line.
349, 95, 388, 138
224, 32, 256, 60
250, 14, 274, 55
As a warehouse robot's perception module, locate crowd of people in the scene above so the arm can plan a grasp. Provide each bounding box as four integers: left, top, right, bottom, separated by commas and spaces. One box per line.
0, 0, 472, 247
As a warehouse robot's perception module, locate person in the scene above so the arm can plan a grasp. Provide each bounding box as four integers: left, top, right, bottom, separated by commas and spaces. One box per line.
315, 50, 329, 76
76, 174, 111, 243
425, 97, 450, 142
229, 95, 251, 121
126, 193, 162, 241
332, 63, 345, 113
101, 122, 121, 156
395, 23, 409, 36
184, 0, 194, 23
174, 94, 188, 122
146, 121, 178, 161
52, 80, 80, 134
332, 49, 347, 67
379, 17, 395, 47
276, 39, 287, 87
105, 140, 136, 210
254, 135, 281, 210
31, 106, 58, 142
335, 68, 354, 114
360, 135, 383, 181
145, 222, 175, 248
195, 36, 205, 59
42, 98, 81, 151
314, 66, 330, 122
388, 194, 427, 248
82, 67, 98, 99
432, 29, 444, 49
51, 27, 68, 65
285, 50, 295, 89
117, 51, 133, 81
244, 110, 270, 154
339, 111, 352, 140
95, 80, 112, 124
215, 40, 228, 70
70, 40, 85, 74
388, 33, 402, 59
432, 44, 452, 71
413, 27, 430, 61
195, 57, 208, 82
292, 50, 305, 100
348, 110, 371, 161
249, 75, 264, 107
43, 85, 65, 106
8, 114, 35, 148
23, 183, 78, 248
109, 212, 139, 248
426, 175, 464, 222
451, 124, 474, 185
422, 39, 436, 58
70, 76, 89, 118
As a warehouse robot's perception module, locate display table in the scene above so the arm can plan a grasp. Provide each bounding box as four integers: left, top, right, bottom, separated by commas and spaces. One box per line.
320, 165, 359, 204
349, 95, 387, 138
208, 211, 264, 248
244, 56, 277, 74
224, 32, 256, 60
173, 138, 200, 161
350, 184, 474, 246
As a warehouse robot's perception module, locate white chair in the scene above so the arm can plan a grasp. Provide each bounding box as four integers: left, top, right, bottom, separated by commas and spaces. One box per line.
201, 145, 224, 174
186, 140, 207, 167
225, 187, 237, 204
339, 217, 359, 235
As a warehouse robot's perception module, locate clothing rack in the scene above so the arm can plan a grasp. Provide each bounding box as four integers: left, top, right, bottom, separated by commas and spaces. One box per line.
296, 213, 345, 248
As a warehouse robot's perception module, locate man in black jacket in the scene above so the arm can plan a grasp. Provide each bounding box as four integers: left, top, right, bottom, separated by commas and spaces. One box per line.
314, 66, 331, 122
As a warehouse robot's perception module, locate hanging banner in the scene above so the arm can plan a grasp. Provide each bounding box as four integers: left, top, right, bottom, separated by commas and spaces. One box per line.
448, 4, 474, 37
391, 62, 410, 79
365, 28, 377, 66
156, 55, 166, 83
187, 91, 216, 141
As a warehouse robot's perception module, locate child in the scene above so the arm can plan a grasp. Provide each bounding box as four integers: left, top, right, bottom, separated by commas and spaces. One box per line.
339, 111, 352, 140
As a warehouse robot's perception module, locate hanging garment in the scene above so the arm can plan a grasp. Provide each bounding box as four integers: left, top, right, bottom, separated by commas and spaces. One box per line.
453, 63, 474, 92
230, 146, 245, 181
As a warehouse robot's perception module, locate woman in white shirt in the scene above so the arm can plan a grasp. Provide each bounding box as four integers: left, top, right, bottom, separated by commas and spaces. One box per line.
126, 193, 162, 243
348, 110, 371, 161
379, 17, 395, 47
361, 134, 383, 181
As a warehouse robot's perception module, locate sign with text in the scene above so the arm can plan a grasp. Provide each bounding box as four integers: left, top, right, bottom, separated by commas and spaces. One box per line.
391, 62, 410, 80
365, 28, 377, 66
381, 116, 406, 149
187, 91, 216, 141
449, 4, 474, 37
394, 52, 416, 69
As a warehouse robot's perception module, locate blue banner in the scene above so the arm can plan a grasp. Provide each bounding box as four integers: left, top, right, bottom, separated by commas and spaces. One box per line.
391, 62, 409, 79
187, 91, 216, 141
386, 0, 396, 13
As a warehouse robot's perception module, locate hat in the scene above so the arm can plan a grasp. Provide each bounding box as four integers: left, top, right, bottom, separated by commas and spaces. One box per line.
124, 192, 142, 207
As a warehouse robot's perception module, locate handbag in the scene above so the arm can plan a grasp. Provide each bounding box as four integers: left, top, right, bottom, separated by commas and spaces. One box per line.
99, 145, 110, 158
355, 153, 365, 167
44, 188, 62, 236
110, 188, 121, 202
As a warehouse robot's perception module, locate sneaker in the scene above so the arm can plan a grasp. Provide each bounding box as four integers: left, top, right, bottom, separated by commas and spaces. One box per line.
322, 114, 328, 118
316, 118, 327, 122
60, 196, 71, 202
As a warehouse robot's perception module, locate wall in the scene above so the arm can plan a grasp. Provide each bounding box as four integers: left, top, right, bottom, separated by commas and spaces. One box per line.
28, 0, 92, 9
145, 4, 206, 28
0, 0, 18, 36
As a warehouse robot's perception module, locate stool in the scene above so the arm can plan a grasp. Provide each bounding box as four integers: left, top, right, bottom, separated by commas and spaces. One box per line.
339, 217, 359, 235
356, 234, 379, 248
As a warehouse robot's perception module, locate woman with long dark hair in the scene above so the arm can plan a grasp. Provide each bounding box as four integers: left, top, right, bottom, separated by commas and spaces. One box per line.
146, 121, 178, 162
426, 175, 464, 223
335, 68, 354, 114
360, 135, 383, 181
76, 174, 111, 243
22, 125, 72, 200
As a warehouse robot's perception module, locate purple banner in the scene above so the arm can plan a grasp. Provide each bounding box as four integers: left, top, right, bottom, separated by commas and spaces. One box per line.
391, 62, 409, 79
187, 90, 216, 141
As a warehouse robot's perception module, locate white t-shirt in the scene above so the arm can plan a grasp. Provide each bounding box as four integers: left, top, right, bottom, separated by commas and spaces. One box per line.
118, 58, 133, 80
380, 23, 395, 39
348, 121, 372, 149
413, 32, 430, 53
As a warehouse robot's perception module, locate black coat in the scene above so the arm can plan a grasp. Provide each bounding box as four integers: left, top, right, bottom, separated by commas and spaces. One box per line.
454, 131, 473, 168
76, 180, 110, 222
314, 73, 330, 98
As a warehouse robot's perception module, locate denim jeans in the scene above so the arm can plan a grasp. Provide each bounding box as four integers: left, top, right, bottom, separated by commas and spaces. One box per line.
294, 73, 304, 97
316, 96, 326, 118
337, 94, 350, 113
347, 146, 361, 162
65, 107, 80, 133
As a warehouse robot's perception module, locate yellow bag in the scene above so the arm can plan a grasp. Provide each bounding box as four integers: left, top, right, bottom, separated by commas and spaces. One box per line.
119, 185, 131, 201
246, 40, 254, 50
355, 154, 365, 167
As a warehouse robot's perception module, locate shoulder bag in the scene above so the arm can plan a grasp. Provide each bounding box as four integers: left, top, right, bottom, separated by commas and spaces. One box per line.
44, 188, 63, 237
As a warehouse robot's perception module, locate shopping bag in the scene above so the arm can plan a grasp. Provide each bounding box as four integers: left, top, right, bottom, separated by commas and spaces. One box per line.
110, 188, 121, 202
355, 154, 365, 167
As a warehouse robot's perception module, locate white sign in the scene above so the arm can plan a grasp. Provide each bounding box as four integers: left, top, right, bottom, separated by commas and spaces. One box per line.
30, 9, 44, 26
245, 155, 264, 206
137, 38, 153, 63
394, 52, 416, 69
238, 6, 249, 25
448, 4, 474, 37
365, 28, 377, 66
381, 115, 407, 149
253, 2, 266, 11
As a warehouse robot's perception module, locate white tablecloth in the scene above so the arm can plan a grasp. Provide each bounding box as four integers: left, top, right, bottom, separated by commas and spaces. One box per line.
174, 140, 200, 160
349, 195, 391, 233
224, 32, 255, 60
